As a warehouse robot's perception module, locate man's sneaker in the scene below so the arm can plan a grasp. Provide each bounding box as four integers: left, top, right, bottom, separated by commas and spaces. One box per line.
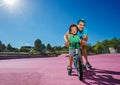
67, 66, 72, 75
86, 62, 92, 68
82, 64, 86, 70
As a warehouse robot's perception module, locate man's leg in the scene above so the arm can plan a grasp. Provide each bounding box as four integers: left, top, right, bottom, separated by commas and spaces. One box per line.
78, 49, 86, 70
81, 46, 88, 62
78, 51, 84, 64
82, 46, 92, 68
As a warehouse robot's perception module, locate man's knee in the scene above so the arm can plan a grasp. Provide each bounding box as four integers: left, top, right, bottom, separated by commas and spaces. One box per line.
81, 46, 86, 51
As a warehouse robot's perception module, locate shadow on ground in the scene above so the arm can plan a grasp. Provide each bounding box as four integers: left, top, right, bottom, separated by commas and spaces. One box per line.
82, 68, 120, 85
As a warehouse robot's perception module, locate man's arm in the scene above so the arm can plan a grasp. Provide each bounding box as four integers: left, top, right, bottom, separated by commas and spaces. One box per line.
83, 27, 88, 41
64, 32, 70, 47
83, 34, 88, 41
81, 34, 88, 46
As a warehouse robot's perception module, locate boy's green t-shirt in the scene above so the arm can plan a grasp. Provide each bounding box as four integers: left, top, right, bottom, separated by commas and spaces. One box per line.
69, 34, 80, 49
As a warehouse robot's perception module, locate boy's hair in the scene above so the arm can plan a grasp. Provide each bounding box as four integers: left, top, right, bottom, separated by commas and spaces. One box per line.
69, 24, 78, 34
77, 18, 86, 25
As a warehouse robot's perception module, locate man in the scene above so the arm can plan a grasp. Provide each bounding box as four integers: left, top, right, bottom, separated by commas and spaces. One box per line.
64, 19, 92, 68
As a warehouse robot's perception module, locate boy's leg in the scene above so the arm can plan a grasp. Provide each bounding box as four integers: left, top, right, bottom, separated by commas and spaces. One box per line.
68, 49, 74, 68
69, 56, 73, 68
67, 49, 74, 75
67, 57, 72, 75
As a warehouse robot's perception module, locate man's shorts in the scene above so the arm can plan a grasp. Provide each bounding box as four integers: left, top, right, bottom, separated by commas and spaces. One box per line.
69, 49, 80, 57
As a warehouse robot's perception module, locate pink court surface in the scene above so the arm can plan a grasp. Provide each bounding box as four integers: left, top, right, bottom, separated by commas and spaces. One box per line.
0, 54, 120, 85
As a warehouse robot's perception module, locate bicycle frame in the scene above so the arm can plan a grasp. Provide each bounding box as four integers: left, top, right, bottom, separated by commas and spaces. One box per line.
70, 42, 83, 80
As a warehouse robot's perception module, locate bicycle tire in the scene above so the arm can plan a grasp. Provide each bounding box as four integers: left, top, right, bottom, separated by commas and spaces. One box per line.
78, 59, 83, 80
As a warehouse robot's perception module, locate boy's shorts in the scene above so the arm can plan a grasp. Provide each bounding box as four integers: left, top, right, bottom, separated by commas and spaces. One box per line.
69, 49, 80, 57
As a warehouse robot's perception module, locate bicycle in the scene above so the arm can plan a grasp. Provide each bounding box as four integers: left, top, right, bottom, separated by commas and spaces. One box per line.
67, 42, 83, 80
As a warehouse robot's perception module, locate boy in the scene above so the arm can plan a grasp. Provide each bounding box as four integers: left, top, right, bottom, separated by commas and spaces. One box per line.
64, 24, 81, 75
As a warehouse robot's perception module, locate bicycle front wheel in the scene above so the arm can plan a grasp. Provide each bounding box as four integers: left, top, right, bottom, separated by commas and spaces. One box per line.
77, 59, 83, 80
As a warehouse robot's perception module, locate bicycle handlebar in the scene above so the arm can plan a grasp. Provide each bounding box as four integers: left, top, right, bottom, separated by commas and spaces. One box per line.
69, 42, 80, 48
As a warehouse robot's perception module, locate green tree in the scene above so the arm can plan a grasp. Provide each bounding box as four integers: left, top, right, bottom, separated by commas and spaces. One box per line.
102, 40, 110, 53
111, 38, 119, 49
12, 48, 19, 52
53, 46, 62, 54
2, 44, 6, 51
93, 43, 98, 54
117, 39, 120, 53
34, 39, 42, 52
93, 42, 104, 54
92, 38, 120, 54
7, 44, 13, 52
0, 41, 3, 51
41, 44, 46, 50
41, 44, 46, 53
111, 38, 120, 53
19, 47, 30, 52
46, 43, 52, 51
86, 43, 93, 54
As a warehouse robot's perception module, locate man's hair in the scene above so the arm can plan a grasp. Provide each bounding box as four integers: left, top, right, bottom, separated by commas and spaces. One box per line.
77, 19, 86, 25
69, 24, 78, 33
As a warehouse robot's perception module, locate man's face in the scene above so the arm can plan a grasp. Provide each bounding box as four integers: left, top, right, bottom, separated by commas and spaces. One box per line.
78, 22, 85, 31
71, 27, 77, 35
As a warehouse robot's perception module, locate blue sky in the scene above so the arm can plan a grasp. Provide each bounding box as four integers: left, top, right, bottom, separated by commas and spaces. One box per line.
0, 0, 120, 48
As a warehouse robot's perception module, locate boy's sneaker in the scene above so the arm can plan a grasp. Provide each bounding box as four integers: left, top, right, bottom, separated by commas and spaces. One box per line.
67, 66, 72, 75
86, 62, 92, 68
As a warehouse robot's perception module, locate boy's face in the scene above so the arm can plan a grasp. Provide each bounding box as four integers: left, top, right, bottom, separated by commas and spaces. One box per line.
78, 22, 85, 31
71, 27, 77, 35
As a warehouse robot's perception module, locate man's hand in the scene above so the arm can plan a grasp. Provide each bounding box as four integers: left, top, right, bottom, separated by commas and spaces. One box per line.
64, 32, 70, 47
81, 40, 87, 46
64, 42, 70, 47
81, 34, 88, 46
